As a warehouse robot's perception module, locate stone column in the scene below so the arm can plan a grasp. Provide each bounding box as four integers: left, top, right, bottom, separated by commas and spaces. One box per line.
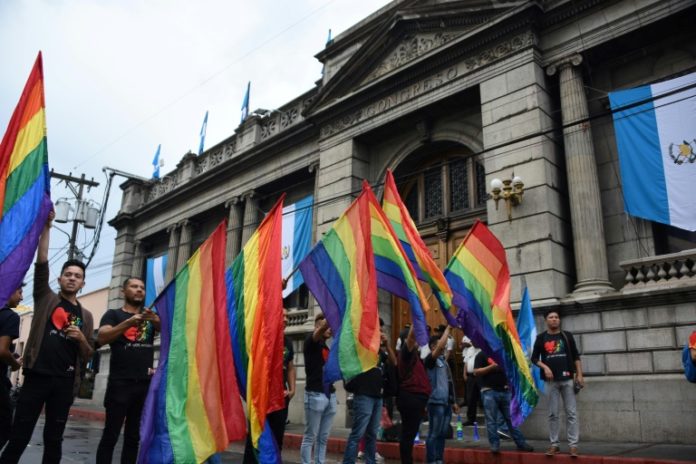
241, 190, 260, 247
164, 224, 180, 282
225, 196, 243, 266
131, 240, 145, 280
177, 219, 193, 272
547, 54, 613, 293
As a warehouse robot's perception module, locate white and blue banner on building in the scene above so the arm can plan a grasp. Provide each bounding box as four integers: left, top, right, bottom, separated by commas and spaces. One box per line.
145, 254, 168, 307
609, 72, 696, 231
281, 195, 313, 298
516, 286, 544, 393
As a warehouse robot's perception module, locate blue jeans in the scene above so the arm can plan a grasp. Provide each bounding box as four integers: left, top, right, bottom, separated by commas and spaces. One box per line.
301, 391, 337, 464
481, 389, 529, 449
426, 403, 451, 464
342, 395, 382, 464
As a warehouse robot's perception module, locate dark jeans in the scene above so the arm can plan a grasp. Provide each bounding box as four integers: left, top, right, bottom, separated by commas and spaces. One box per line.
0, 381, 12, 450
0, 373, 74, 464
481, 389, 528, 449
242, 406, 289, 463
464, 377, 480, 423
396, 391, 428, 464
96, 378, 150, 464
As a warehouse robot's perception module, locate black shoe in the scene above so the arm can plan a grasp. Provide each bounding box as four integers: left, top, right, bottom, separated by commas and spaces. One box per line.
517, 444, 534, 452
490, 445, 500, 454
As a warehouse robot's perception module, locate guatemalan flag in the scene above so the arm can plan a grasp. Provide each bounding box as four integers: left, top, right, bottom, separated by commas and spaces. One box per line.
609, 72, 696, 231
281, 195, 313, 298
145, 254, 167, 307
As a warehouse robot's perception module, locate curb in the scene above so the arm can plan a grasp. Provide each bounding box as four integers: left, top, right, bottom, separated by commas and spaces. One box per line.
68, 408, 689, 464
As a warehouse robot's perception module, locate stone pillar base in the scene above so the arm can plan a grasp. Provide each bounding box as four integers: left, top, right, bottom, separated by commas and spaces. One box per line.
573, 278, 614, 294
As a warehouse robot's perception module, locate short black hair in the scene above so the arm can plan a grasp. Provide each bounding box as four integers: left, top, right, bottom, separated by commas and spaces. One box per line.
544, 308, 560, 319
123, 277, 145, 288
61, 259, 86, 278
379, 317, 385, 327
428, 335, 440, 348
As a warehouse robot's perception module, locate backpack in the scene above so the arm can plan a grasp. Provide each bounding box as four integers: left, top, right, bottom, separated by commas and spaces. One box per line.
682, 345, 696, 383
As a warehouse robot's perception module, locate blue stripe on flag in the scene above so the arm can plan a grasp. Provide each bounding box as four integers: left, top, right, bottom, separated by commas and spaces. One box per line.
609, 85, 669, 225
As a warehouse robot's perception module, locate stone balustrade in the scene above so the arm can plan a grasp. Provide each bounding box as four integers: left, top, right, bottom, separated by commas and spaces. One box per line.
619, 249, 696, 291
286, 309, 309, 327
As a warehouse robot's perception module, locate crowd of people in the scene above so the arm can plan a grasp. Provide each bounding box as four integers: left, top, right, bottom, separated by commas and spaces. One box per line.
1, 211, 694, 464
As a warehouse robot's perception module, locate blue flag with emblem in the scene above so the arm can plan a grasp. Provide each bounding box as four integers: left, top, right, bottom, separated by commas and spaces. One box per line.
198, 111, 208, 155
281, 195, 313, 297
516, 286, 544, 393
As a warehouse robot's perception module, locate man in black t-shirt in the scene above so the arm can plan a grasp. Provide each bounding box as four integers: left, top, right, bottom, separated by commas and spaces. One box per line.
0, 285, 22, 449
474, 351, 533, 454
96, 277, 159, 464
300, 313, 335, 464
1, 211, 95, 464
531, 309, 583, 457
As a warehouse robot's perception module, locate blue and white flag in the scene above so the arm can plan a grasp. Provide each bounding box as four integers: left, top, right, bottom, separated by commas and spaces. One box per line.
281, 195, 313, 298
198, 110, 208, 155
241, 81, 250, 123
609, 72, 696, 231
152, 144, 161, 179
145, 254, 168, 307
516, 286, 544, 393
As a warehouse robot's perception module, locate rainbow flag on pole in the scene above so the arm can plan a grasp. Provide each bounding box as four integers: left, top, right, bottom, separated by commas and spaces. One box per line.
0, 52, 52, 307
138, 222, 246, 464
444, 220, 538, 426
227, 196, 285, 464
300, 181, 429, 384
382, 169, 453, 312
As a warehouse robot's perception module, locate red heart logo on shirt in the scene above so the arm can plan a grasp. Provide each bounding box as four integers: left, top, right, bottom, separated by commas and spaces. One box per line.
124, 326, 138, 342
544, 340, 556, 354
51, 307, 70, 330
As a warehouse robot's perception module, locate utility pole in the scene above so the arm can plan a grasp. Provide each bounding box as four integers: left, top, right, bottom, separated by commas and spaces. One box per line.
50, 171, 100, 261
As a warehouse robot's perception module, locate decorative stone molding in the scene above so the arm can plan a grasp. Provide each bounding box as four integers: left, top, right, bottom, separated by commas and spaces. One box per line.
320, 31, 536, 139
546, 53, 583, 76
147, 173, 180, 203
463, 31, 536, 72
362, 31, 465, 85
620, 250, 696, 292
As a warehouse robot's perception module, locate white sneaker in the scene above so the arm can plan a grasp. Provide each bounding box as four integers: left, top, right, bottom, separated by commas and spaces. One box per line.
357, 451, 365, 461
375, 452, 385, 463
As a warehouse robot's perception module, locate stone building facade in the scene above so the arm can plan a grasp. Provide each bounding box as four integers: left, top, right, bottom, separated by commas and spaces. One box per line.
107, 0, 696, 443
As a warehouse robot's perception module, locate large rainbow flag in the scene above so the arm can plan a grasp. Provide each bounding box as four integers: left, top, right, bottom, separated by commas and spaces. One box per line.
138, 222, 246, 464
382, 169, 453, 312
0, 53, 52, 307
227, 196, 285, 464
444, 220, 538, 426
300, 181, 429, 384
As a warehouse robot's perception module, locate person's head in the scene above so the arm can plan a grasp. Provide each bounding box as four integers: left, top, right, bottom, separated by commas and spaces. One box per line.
544, 309, 561, 330
58, 260, 86, 296
315, 313, 331, 338
428, 335, 440, 351
435, 324, 447, 336
7, 284, 24, 308
121, 277, 145, 306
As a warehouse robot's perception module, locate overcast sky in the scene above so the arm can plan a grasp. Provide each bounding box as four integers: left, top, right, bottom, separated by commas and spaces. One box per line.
0, 0, 392, 301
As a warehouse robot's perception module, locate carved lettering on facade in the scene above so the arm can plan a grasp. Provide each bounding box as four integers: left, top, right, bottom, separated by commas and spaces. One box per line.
363, 32, 464, 85
321, 66, 459, 138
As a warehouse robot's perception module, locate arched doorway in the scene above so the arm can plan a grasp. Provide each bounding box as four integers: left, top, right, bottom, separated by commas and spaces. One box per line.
388, 141, 487, 397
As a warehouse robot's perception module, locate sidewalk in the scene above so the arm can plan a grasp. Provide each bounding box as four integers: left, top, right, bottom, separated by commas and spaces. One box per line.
70, 401, 696, 463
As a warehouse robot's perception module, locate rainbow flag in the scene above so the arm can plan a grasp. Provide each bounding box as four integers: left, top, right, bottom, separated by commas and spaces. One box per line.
0, 53, 52, 307
382, 169, 453, 312
138, 222, 246, 464
444, 220, 538, 426
300, 181, 429, 384
227, 196, 285, 464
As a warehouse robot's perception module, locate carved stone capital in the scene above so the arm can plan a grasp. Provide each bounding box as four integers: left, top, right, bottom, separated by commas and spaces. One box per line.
546, 53, 583, 77
225, 196, 242, 208
308, 162, 320, 174
166, 223, 179, 234
242, 190, 258, 202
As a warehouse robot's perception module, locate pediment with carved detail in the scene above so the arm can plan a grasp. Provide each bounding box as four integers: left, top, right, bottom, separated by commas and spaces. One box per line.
360, 30, 468, 86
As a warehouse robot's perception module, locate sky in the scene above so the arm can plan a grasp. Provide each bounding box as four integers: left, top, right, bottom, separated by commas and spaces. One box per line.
0, 0, 392, 302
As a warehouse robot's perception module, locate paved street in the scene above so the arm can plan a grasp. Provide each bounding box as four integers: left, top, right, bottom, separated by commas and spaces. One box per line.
16, 415, 400, 463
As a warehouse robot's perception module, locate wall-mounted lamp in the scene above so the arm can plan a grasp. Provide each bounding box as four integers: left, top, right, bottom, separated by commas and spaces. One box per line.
490, 175, 524, 221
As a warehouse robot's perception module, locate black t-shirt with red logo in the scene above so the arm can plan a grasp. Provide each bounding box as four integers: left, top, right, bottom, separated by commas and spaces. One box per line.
304, 334, 334, 394
531, 331, 580, 381
30, 299, 83, 378
100, 308, 155, 380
